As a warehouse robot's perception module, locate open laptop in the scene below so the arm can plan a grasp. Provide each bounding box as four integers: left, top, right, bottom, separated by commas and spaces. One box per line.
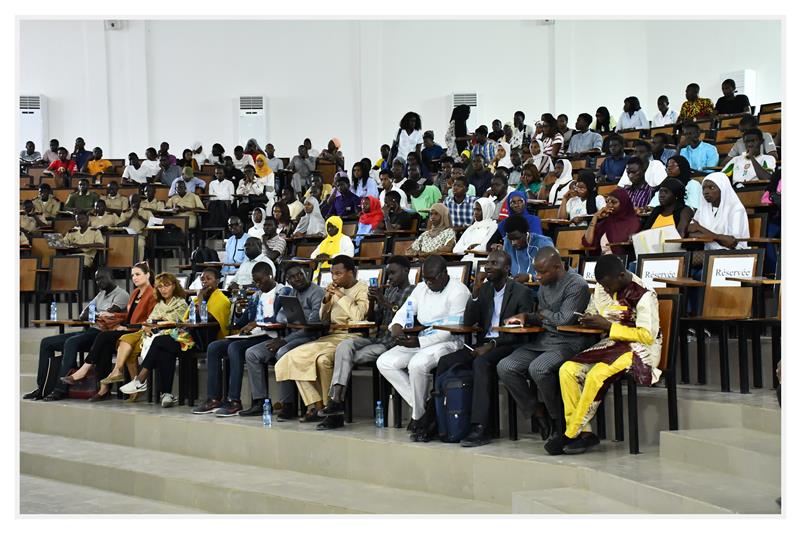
279, 295, 312, 325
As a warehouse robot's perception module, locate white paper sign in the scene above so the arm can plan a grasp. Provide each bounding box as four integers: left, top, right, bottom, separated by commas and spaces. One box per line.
189, 273, 203, 290
147, 217, 164, 228
357, 269, 382, 285
640, 259, 682, 289
408, 266, 420, 285
709, 256, 755, 287
447, 265, 466, 283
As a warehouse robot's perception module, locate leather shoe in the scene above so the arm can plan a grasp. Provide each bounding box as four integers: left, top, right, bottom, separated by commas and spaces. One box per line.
299, 410, 323, 423
276, 404, 297, 421
23, 389, 42, 400
318, 400, 345, 417
563, 432, 600, 455
88, 392, 111, 403
535, 415, 554, 441
42, 390, 66, 402
316, 415, 344, 430
239, 401, 266, 417
544, 433, 576, 456
460, 424, 491, 447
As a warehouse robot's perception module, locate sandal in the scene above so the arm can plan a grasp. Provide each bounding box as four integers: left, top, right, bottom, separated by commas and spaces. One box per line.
124, 392, 140, 403
99, 374, 125, 386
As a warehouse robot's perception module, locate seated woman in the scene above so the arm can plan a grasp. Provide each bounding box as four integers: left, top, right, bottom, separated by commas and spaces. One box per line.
310, 216, 355, 274
453, 198, 498, 268
120, 268, 231, 407
407, 203, 456, 258
271, 201, 294, 237
493, 191, 543, 238
97, 273, 189, 399
247, 207, 267, 239
516, 163, 544, 200
291, 197, 326, 238
61, 262, 157, 401
546, 159, 574, 206
557, 170, 606, 226
639, 178, 691, 235
654, 155, 702, 210
523, 140, 553, 175
254, 154, 277, 213
354, 196, 384, 252
687, 172, 750, 254
351, 161, 379, 199
582, 189, 641, 256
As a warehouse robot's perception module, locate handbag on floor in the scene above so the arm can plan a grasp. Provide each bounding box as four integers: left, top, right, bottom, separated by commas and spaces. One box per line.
66, 367, 97, 400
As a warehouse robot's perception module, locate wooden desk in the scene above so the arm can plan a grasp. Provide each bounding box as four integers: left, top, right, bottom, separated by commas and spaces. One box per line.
557, 325, 605, 335
432, 325, 481, 334
653, 277, 706, 288
725, 277, 781, 286
330, 322, 376, 332
491, 326, 544, 334
665, 237, 714, 244
31, 319, 92, 334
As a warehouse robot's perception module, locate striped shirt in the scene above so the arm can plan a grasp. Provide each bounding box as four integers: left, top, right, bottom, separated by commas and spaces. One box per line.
624, 182, 657, 209
471, 140, 497, 162
444, 195, 477, 227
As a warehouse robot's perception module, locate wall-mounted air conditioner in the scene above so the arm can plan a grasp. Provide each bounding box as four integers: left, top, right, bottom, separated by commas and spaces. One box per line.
19, 95, 47, 151
450, 92, 478, 131
237, 96, 267, 146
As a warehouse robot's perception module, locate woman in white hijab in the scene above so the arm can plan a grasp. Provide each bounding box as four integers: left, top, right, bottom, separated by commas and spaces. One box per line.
524, 139, 553, 175
688, 172, 749, 251
547, 159, 574, 206
454, 198, 498, 268
292, 197, 326, 237
247, 207, 266, 239
490, 141, 513, 172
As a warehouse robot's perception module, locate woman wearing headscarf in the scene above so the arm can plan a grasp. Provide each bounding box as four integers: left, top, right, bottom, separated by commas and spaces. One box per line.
353, 195, 384, 252
446, 104, 471, 158
557, 170, 606, 225
244, 138, 265, 160
547, 159, 574, 206
310, 216, 355, 274
453, 198, 498, 266
496, 191, 543, 237
248, 207, 267, 239
407, 203, 456, 257
490, 140, 513, 172
640, 178, 691, 235
582, 188, 641, 255
687, 172, 749, 252
292, 197, 326, 238
351, 161, 379, 199
652, 155, 702, 211
524, 140, 553, 176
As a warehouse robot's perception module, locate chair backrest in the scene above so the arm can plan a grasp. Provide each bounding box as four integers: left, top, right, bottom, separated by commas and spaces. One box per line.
19, 189, 38, 201
699, 248, 764, 319
656, 293, 680, 372
715, 127, 741, 142
48, 255, 83, 292
342, 221, 357, 237
106, 233, 139, 268
758, 111, 781, 124
408, 265, 421, 284
356, 266, 383, 287
154, 186, 171, 202
318, 268, 333, 288
580, 254, 626, 289
718, 115, 747, 129
748, 213, 767, 238
52, 188, 71, 203
358, 238, 385, 263
594, 156, 606, 170
536, 207, 559, 220
758, 121, 781, 137
294, 242, 318, 259
554, 226, 587, 268
445, 261, 472, 285
715, 140, 737, 157
160, 215, 189, 234
635, 251, 690, 294
571, 159, 588, 170
391, 237, 415, 257
736, 185, 769, 209
619, 129, 643, 141
53, 217, 75, 236
759, 102, 781, 114
20, 257, 39, 293
597, 184, 618, 197
315, 160, 337, 185
30, 236, 56, 268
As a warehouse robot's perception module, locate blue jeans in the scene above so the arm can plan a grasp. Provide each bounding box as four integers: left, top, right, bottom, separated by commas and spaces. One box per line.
37, 328, 101, 393
205, 336, 267, 401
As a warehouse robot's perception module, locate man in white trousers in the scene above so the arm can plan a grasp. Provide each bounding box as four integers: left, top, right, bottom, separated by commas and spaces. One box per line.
377, 255, 470, 437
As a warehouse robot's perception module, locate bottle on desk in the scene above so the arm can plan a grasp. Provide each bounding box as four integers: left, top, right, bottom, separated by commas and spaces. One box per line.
50, 299, 58, 322
255, 298, 264, 323
404, 301, 414, 329
200, 300, 208, 323
87, 301, 96, 323
188, 300, 197, 324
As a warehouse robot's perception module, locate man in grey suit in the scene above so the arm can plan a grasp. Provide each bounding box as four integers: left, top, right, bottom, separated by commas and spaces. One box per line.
434, 250, 533, 447
498, 247, 596, 440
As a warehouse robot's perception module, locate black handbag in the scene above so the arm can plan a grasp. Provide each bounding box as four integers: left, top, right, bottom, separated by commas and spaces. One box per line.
156, 223, 185, 246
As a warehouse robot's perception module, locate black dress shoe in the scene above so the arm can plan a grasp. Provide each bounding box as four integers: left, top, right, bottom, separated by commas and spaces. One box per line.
544, 434, 577, 456
276, 404, 297, 421
238, 402, 265, 417
406, 418, 421, 433
88, 392, 111, 403
535, 416, 554, 441
299, 411, 323, 423
316, 415, 344, 430
23, 389, 42, 400
563, 432, 600, 455
318, 400, 345, 417
42, 390, 66, 402
460, 424, 491, 447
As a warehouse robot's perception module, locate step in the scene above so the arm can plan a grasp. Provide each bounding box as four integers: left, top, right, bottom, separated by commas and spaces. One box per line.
21, 474, 204, 514
512, 487, 645, 514
21, 373, 35, 392
20, 400, 779, 513
20, 432, 508, 514
21, 353, 37, 374
660, 427, 780, 487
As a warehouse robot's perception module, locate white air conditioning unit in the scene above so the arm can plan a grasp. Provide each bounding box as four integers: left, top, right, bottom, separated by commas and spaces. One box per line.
19, 94, 47, 152
720, 70, 756, 108
237, 96, 267, 146
450, 92, 478, 131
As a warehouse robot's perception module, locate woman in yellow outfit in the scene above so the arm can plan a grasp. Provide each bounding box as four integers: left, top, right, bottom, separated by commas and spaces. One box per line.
309, 215, 354, 275
546, 254, 661, 456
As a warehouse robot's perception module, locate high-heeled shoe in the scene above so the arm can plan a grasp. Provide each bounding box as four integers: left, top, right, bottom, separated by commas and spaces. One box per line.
99, 374, 124, 386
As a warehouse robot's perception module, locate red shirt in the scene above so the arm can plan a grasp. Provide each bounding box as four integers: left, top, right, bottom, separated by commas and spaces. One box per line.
47, 159, 77, 177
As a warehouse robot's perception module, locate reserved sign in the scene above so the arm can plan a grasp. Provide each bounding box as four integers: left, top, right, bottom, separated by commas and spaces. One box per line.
640, 259, 681, 289
709, 256, 756, 287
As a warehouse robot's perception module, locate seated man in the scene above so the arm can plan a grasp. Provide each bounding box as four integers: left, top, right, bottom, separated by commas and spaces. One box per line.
193, 262, 283, 416
63, 178, 100, 214
20, 140, 42, 165
546, 255, 661, 455
82, 146, 113, 176
282, 185, 305, 221
20, 200, 48, 237
229, 236, 275, 289
23, 269, 129, 401
116, 194, 151, 260
122, 152, 151, 185
241, 263, 325, 419
621, 157, 657, 210
101, 181, 130, 215
89, 199, 119, 230
154, 153, 181, 186
502, 215, 554, 284
497, 247, 594, 442
377, 255, 470, 436
443, 175, 476, 229
405, 163, 442, 220
434, 250, 533, 446
222, 216, 248, 276
316, 255, 416, 430
597, 135, 628, 184
32, 183, 61, 220
381, 190, 413, 231
275, 255, 369, 422
617, 140, 667, 189
63, 212, 106, 268
720, 114, 779, 167
261, 216, 287, 263
679, 122, 719, 174
324, 175, 361, 219
168, 166, 206, 196
722, 128, 776, 188
140, 183, 166, 213
45, 147, 77, 187
165, 179, 205, 230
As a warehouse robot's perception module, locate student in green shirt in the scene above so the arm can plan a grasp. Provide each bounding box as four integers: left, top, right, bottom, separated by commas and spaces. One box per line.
516, 163, 544, 199
63, 178, 100, 213
404, 163, 442, 220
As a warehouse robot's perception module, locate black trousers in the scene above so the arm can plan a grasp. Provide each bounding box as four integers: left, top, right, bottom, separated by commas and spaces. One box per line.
436, 344, 516, 428
84, 330, 128, 381
141, 334, 181, 394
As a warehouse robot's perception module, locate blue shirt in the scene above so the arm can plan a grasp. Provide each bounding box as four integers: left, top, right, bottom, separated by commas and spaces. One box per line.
600, 154, 629, 182
444, 195, 477, 228
327, 189, 361, 218
421, 144, 445, 177
223, 234, 248, 275
168, 177, 206, 196
655, 148, 677, 167
680, 142, 719, 173
503, 233, 554, 278
471, 140, 497, 163
72, 149, 92, 170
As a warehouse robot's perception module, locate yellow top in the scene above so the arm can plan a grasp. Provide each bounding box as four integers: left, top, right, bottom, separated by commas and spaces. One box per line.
651, 214, 675, 229
87, 159, 113, 175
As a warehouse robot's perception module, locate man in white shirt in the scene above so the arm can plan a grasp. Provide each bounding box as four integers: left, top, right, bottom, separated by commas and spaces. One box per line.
304, 138, 320, 158
232, 145, 255, 171
651, 95, 679, 127
378, 169, 409, 209
139, 147, 161, 180
265, 143, 284, 173
376, 255, 471, 431
229, 236, 276, 289
208, 166, 235, 201
617, 140, 667, 188
723, 129, 776, 187
122, 152, 154, 184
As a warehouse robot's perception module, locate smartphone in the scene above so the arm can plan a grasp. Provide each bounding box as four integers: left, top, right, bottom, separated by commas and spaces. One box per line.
369, 277, 379, 287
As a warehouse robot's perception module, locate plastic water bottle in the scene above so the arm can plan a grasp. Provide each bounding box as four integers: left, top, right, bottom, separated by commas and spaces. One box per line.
200, 300, 208, 323
404, 301, 414, 329
50, 299, 58, 322
262, 399, 272, 428
188, 300, 197, 324
374, 400, 384, 428
87, 301, 96, 323
255, 298, 264, 323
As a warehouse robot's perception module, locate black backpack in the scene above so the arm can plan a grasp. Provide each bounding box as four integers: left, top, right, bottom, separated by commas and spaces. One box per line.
190, 246, 219, 269
156, 223, 185, 246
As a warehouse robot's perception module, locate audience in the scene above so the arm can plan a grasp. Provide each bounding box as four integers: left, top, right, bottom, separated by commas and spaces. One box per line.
232, 145, 255, 171
617, 96, 648, 130
64, 178, 100, 213
654, 155, 702, 210
688, 172, 749, 251
155, 153, 182, 186
722, 128, 776, 187
639, 178, 691, 236
82, 147, 113, 176
678, 83, 715, 122
392, 112, 423, 166
470, 125, 497, 165
354, 196, 383, 249
121, 152, 151, 184
557, 170, 605, 225
679, 122, 719, 173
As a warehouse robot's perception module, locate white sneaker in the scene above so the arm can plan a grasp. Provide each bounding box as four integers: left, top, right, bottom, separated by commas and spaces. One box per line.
160, 393, 178, 408
120, 378, 147, 395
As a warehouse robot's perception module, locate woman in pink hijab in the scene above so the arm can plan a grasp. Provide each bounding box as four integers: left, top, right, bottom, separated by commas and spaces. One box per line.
319, 137, 345, 171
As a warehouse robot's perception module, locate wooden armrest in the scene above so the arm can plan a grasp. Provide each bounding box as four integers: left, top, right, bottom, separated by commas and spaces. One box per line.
725, 277, 781, 286
286, 323, 326, 331
736, 237, 780, 244
352, 256, 385, 262
432, 325, 481, 334
557, 325, 604, 335
330, 322, 376, 331
652, 277, 706, 287
492, 325, 544, 334
665, 237, 713, 244
256, 322, 288, 330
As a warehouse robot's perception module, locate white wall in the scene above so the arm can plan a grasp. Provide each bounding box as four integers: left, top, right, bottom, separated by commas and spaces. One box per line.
19, 19, 782, 162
